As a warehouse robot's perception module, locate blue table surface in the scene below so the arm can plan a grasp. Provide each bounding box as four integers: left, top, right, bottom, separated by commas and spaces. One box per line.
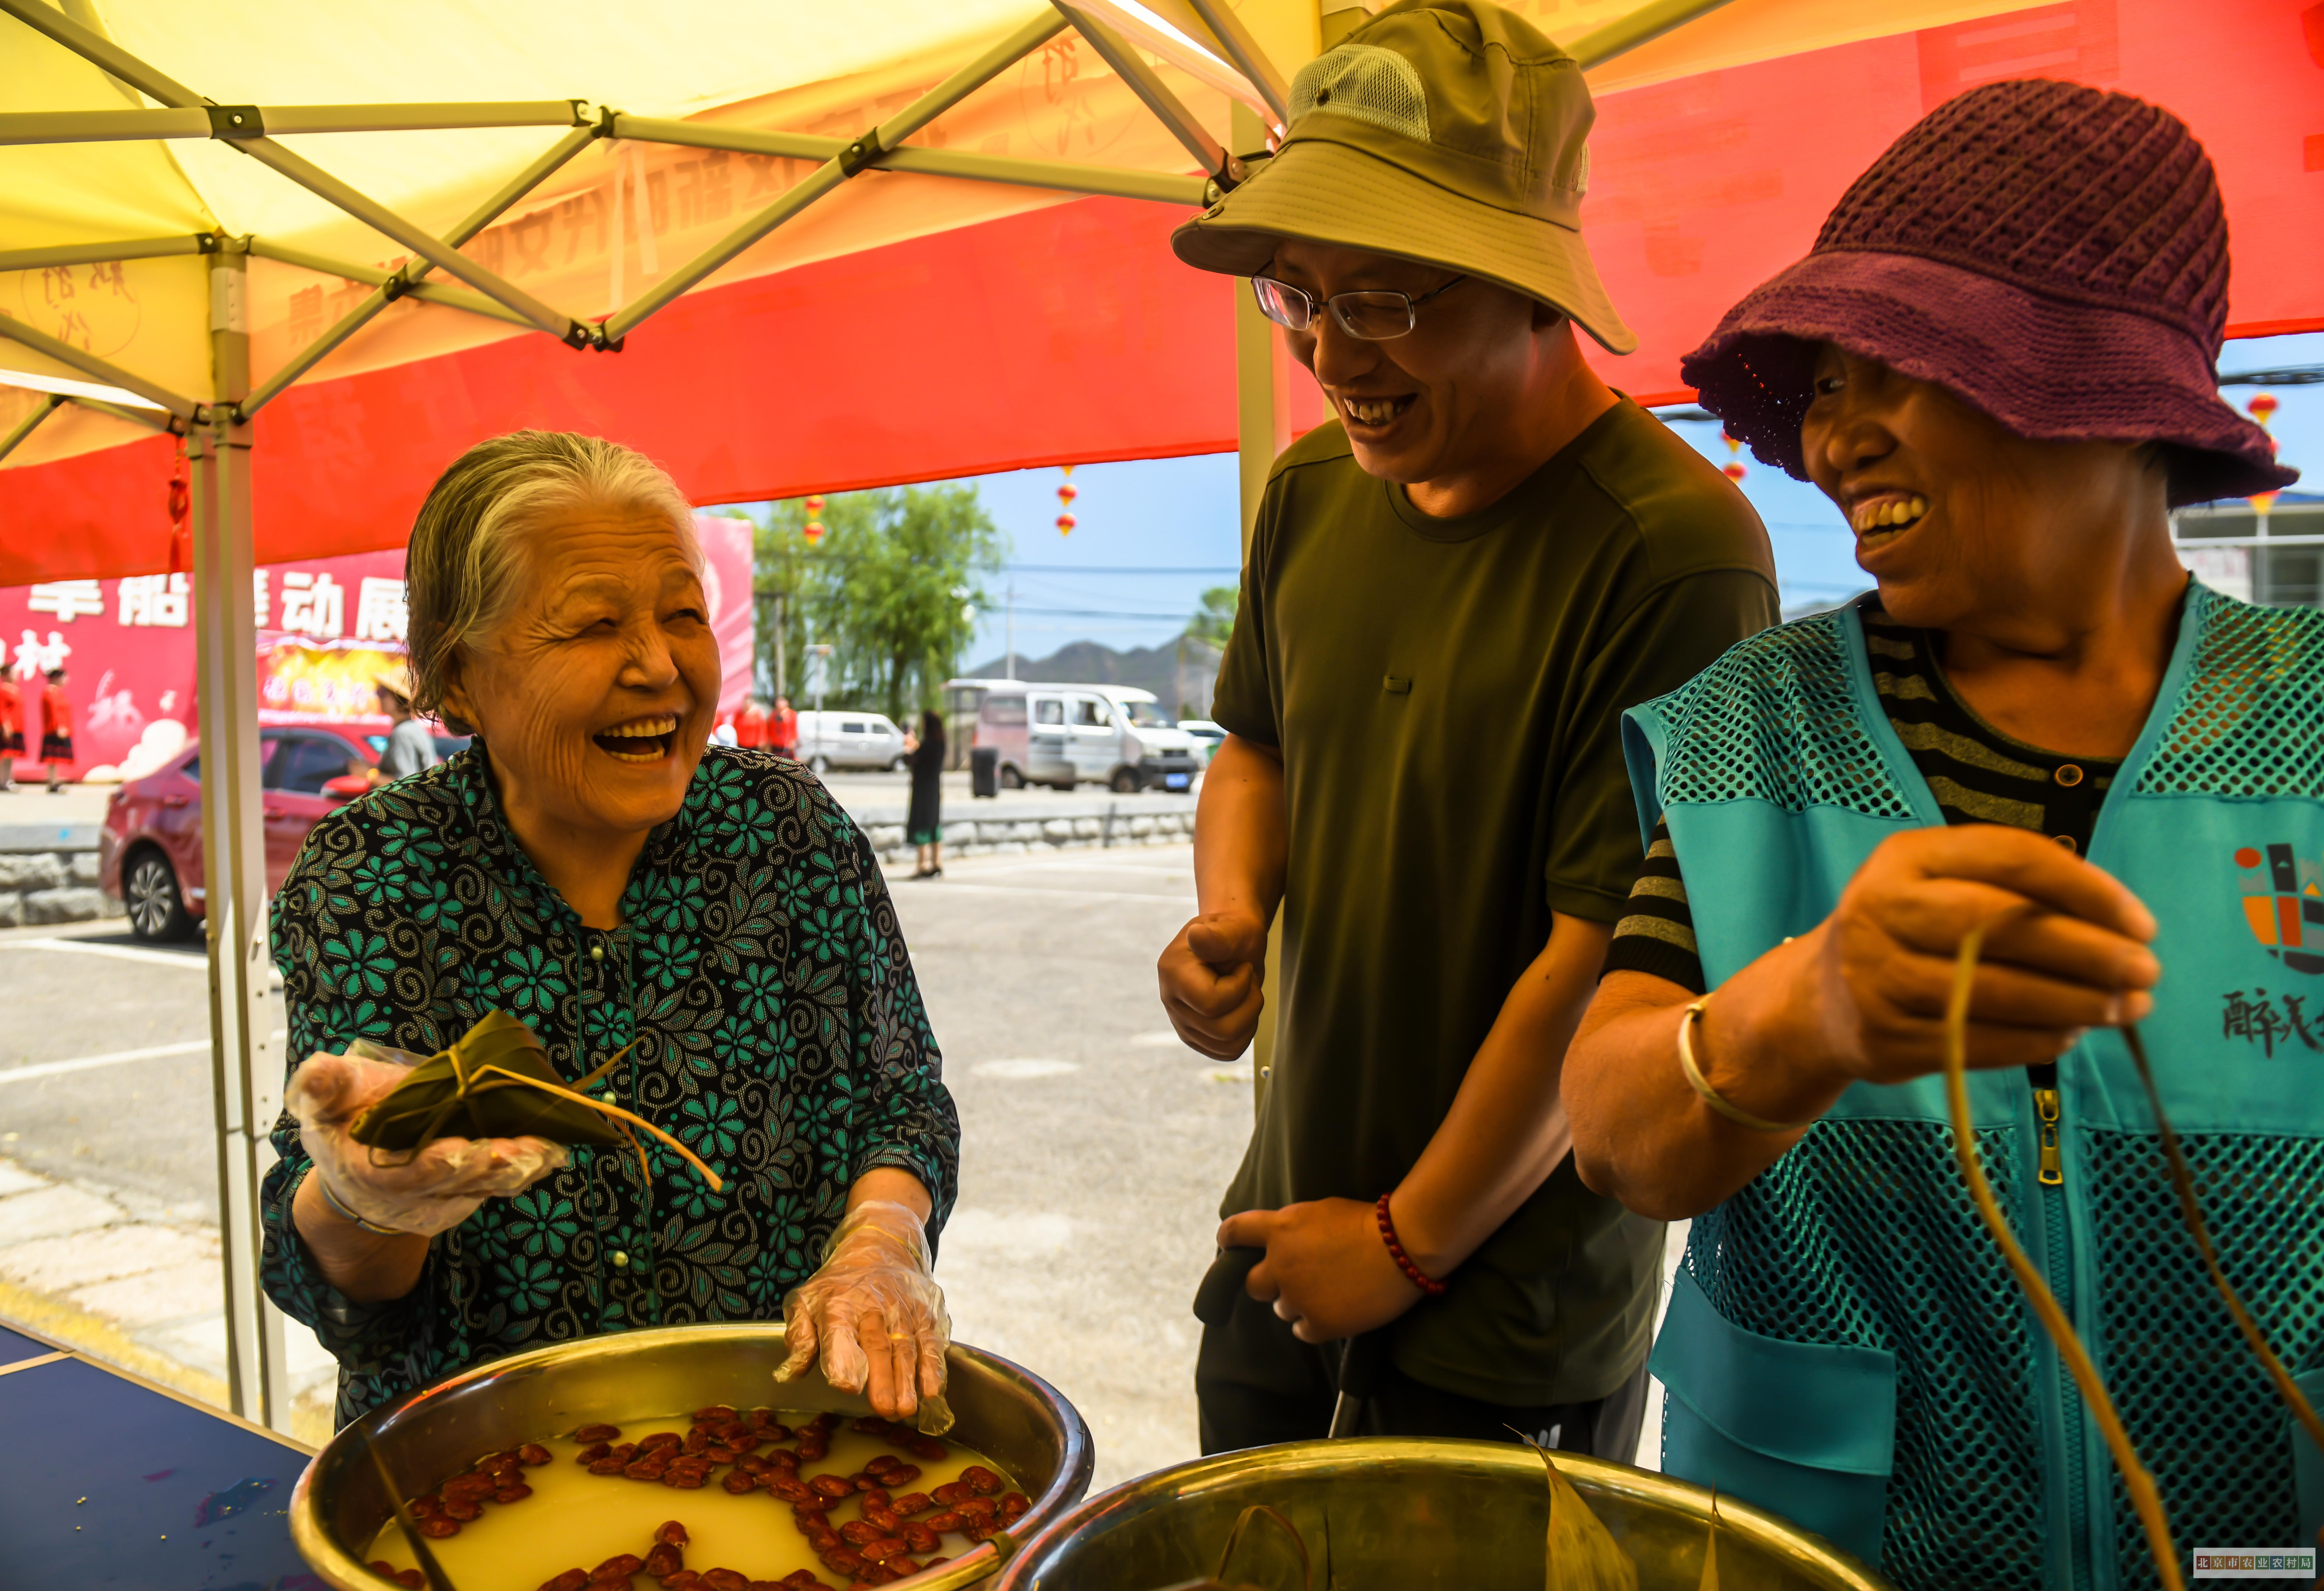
0, 1333, 320, 1589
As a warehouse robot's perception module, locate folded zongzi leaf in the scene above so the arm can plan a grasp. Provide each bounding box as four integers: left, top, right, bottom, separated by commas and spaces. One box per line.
347, 1010, 630, 1153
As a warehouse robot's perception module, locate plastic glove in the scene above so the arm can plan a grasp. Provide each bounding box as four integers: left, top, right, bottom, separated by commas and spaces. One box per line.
288, 1048, 567, 1239
777, 1199, 952, 1428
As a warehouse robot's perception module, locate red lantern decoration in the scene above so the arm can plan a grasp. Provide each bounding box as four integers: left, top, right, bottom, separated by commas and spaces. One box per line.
805, 494, 826, 513
1056, 465, 1077, 534
2248, 393, 2279, 426
1056, 513, 1077, 535
1057, 482, 1079, 507
1722, 461, 1747, 482
803, 520, 825, 545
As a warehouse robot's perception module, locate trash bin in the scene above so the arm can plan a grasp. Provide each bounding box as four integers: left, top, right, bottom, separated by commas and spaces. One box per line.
970, 746, 999, 799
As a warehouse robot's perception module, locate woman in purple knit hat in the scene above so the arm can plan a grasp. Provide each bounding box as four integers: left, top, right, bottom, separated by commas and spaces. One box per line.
1564, 80, 2311, 1584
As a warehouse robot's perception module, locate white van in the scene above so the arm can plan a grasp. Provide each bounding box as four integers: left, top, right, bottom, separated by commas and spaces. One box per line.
793, 710, 907, 773
974, 683, 1203, 792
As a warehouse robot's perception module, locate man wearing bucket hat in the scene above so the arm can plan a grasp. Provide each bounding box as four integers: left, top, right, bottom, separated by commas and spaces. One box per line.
1156, 0, 1777, 1456
1565, 81, 2311, 1578
365, 660, 442, 787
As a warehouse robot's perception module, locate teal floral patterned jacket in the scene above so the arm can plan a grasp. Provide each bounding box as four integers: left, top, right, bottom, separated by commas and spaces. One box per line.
258, 745, 958, 1426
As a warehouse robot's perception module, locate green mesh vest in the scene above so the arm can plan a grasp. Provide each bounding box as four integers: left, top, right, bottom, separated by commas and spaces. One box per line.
1622, 586, 2324, 1590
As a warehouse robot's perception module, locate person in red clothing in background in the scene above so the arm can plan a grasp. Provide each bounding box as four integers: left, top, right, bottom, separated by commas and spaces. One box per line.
735, 698, 769, 749
38, 666, 73, 794
0, 662, 23, 792
768, 695, 799, 760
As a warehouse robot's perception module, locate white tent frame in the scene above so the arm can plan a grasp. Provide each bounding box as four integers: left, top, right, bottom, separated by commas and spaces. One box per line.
0, 0, 1722, 1434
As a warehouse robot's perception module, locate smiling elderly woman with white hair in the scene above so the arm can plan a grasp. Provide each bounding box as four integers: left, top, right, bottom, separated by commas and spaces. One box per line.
258, 430, 959, 1428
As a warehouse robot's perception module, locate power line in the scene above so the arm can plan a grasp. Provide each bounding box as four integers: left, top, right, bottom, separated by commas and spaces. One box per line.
1001, 564, 1240, 575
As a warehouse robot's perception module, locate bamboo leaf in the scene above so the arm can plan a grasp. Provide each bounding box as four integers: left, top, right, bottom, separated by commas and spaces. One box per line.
1537, 1444, 1638, 1591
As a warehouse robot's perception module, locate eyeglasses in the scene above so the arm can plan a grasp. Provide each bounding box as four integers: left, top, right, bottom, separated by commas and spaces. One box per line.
1249, 273, 1469, 341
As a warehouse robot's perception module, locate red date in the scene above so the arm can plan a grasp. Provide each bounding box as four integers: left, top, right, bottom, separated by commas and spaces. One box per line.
766, 1476, 816, 1504
643, 1543, 684, 1578
588, 1456, 629, 1476
575, 1442, 611, 1465
721, 1470, 758, 1495
876, 1464, 919, 1488
903, 1522, 941, 1553
922, 1510, 962, 1533
517, 1443, 553, 1466
908, 1437, 949, 1462
418, 1516, 459, 1539
701, 1570, 749, 1591
638, 1431, 683, 1453
887, 1492, 931, 1517
574, 1424, 621, 1443
862, 1536, 911, 1564
930, 1482, 970, 1505
536, 1573, 588, 1591
493, 1482, 533, 1504
809, 1474, 856, 1499
960, 1465, 1003, 1496
692, 1404, 737, 1423
957, 1496, 999, 1521
819, 1549, 866, 1578
441, 1497, 483, 1523
662, 1576, 702, 1591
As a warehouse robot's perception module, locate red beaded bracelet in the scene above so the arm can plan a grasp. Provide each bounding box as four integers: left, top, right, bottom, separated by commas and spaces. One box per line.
1375, 1192, 1447, 1297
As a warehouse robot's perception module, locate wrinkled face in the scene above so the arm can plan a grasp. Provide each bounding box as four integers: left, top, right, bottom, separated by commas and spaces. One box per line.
1265, 239, 1558, 488
1800, 343, 2160, 629
446, 505, 719, 839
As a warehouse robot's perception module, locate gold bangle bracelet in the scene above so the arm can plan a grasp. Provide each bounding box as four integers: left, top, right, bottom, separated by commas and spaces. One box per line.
310, 1170, 415, 1238
1676, 994, 1812, 1135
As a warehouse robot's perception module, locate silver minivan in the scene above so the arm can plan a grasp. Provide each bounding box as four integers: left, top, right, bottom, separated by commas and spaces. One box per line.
794, 710, 907, 773
974, 684, 1203, 792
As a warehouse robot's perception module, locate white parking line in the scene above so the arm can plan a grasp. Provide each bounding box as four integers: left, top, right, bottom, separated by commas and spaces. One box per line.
0, 1039, 209, 1085
0, 937, 207, 971
912, 882, 1194, 904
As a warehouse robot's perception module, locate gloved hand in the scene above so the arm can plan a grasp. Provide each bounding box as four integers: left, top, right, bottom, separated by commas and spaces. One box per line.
288, 1048, 566, 1239
777, 1199, 952, 1427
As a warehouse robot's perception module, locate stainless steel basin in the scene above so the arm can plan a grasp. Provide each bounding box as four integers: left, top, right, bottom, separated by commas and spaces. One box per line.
289, 1324, 1093, 1589
996, 1438, 1894, 1590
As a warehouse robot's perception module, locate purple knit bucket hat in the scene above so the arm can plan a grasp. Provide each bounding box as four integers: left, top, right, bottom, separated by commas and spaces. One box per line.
1680, 78, 2295, 508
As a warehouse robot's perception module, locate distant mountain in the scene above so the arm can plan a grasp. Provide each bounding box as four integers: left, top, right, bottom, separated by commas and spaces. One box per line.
967, 633, 1221, 715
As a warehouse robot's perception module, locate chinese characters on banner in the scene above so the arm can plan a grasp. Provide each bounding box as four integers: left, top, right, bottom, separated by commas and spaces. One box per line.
0, 516, 751, 778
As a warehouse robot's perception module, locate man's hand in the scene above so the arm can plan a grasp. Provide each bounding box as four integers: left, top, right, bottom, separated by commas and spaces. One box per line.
1160, 910, 1269, 1059
1221, 1198, 1425, 1343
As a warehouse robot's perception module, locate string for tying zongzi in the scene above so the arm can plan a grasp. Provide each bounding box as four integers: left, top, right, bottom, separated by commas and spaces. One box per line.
1944, 906, 2180, 1589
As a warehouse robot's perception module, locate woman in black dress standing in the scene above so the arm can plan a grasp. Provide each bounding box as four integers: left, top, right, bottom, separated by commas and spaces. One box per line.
906, 709, 945, 879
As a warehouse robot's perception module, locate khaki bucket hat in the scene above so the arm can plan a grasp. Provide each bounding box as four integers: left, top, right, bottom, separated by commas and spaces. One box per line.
1172, 0, 1634, 354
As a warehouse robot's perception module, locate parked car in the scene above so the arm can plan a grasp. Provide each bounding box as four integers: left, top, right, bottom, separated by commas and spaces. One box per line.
98, 725, 466, 942
793, 710, 908, 774
973, 683, 1204, 792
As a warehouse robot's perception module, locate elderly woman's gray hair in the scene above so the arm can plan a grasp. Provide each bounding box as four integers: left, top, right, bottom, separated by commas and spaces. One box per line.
404, 430, 697, 733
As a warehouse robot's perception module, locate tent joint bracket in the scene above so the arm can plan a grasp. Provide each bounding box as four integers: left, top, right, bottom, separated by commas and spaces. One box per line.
837, 128, 886, 179
206, 104, 264, 139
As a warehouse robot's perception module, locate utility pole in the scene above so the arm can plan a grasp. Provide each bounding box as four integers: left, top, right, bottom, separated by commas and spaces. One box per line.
1004, 579, 1016, 680
773, 593, 787, 700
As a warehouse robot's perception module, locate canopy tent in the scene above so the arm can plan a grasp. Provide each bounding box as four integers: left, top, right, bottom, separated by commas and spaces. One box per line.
2, 0, 2318, 1434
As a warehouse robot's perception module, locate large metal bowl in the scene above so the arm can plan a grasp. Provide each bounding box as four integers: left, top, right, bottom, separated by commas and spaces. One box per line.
289, 1324, 1094, 1590
996, 1439, 1893, 1590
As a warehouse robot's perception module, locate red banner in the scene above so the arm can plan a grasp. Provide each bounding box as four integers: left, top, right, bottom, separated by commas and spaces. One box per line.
0, 514, 753, 778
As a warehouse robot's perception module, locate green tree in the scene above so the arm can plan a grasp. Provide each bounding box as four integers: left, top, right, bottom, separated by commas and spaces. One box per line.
745, 486, 1003, 722
1187, 584, 1239, 651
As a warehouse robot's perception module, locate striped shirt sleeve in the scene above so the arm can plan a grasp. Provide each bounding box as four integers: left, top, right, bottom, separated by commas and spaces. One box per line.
1599, 817, 1707, 994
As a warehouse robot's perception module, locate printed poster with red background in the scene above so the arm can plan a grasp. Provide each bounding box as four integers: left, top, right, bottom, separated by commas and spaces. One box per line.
0, 514, 754, 779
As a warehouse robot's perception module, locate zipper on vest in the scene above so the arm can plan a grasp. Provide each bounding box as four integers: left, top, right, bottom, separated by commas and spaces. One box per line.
2031, 1060, 2091, 1590
2035, 1086, 2063, 1185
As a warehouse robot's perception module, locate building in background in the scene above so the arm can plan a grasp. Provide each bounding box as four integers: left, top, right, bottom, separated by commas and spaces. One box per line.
2174, 492, 2321, 608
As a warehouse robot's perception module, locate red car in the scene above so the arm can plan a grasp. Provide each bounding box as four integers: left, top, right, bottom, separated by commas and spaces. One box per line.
98, 724, 467, 941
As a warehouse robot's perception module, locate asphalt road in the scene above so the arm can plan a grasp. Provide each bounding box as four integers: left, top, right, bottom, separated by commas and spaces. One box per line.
0, 845, 1250, 1487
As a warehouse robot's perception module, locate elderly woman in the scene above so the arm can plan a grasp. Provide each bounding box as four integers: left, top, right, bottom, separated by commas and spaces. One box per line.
259, 431, 959, 1427
1564, 82, 2312, 1582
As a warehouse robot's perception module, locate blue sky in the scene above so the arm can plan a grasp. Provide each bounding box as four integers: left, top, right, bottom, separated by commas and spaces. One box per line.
935, 330, 2322, 664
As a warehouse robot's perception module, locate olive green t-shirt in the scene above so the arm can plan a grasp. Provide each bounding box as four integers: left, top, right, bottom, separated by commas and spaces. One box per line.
1211, 398, 1779, 1405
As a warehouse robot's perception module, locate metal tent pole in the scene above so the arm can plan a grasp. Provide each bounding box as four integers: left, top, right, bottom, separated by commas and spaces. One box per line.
190, 240, 290, 1433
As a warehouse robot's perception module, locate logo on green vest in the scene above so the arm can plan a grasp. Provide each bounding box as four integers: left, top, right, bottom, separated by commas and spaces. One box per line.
2236, 843, 2324, 975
